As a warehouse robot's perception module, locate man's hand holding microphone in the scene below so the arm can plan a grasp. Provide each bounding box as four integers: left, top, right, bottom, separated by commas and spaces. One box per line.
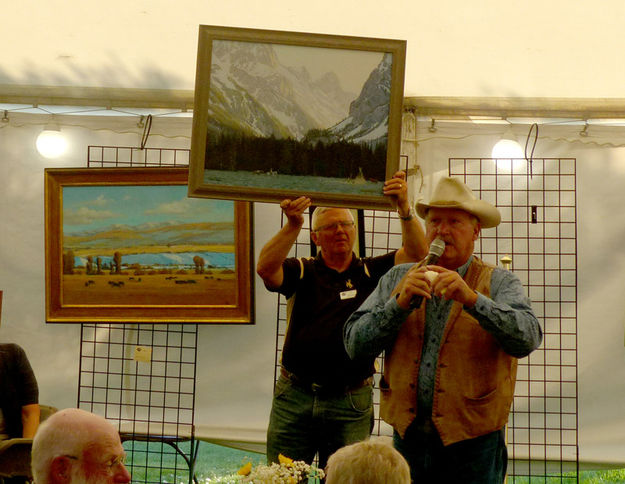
394, 238, 479, 309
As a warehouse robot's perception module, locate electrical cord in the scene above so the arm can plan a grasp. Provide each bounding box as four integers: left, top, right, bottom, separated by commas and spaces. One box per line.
140, 114, 153, 149
525, 123, 539, 178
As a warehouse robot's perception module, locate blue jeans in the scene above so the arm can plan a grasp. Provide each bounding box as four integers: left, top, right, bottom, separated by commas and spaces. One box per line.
266, 374, 373, 469
393, 421, 507, 484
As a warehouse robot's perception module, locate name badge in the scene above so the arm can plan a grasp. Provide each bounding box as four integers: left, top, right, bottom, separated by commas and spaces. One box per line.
340, 289, 357, 300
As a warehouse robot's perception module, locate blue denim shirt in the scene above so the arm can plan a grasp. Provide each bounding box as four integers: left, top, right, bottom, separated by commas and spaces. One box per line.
344, 256, 542, 416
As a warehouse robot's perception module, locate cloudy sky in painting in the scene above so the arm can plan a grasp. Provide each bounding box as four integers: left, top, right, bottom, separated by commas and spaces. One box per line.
62, 185, 234, 234
272, 43, 383, 94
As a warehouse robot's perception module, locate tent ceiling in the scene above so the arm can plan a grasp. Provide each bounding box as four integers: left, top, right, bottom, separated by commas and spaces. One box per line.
0, 85, 194, 111
3, 84, 625, 124
5, 1, 625, 123
405, 97, 625, 121
4, 1, 625, 100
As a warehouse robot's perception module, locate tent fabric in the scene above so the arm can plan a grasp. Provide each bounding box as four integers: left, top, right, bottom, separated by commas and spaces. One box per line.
1, 115, 625, 467
3, 1, 625, 99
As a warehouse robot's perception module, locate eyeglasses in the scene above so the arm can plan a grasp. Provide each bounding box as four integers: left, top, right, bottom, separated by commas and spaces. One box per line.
65, 454, 127, 470
313, 220, 355, 232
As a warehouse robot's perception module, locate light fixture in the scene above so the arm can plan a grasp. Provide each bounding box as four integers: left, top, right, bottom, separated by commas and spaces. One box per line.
491, 126, 524, 159
36, 121, 68, 159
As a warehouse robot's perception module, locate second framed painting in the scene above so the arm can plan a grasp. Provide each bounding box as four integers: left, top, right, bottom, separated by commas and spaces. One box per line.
45, 167, 253, 324
189, 25, 407, 210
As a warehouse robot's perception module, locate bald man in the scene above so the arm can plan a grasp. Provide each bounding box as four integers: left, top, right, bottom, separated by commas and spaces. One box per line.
31, 408, 131, 484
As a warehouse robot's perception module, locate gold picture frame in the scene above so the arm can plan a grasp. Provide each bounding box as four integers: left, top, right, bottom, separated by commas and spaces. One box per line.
189, 25, 406, 210
45, 167, 253, 323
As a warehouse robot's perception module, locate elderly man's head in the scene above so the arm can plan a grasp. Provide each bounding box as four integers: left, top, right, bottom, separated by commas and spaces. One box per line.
310, 207, 356, 258
31, 408, 130, 484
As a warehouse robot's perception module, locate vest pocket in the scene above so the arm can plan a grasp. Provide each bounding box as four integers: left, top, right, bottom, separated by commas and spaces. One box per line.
460, 385, 511, 432
464, 386, 497, 404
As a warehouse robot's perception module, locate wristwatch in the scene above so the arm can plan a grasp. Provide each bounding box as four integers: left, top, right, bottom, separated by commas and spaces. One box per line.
398, 208, 415, 221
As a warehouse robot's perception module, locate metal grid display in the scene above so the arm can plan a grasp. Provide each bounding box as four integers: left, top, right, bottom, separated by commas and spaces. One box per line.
273, 159, 578, 481
79, 147, 198, 484
87, 145, 190, 168
78, 323, 198, 483
449, 157, 578, 482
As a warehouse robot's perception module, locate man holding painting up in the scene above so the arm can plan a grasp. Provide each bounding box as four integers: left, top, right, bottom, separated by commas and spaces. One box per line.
256, 170, 426, 470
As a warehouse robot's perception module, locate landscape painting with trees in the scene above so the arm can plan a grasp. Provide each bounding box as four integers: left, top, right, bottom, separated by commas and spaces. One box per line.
45, 167, 253, 323
189, 26, 406, 209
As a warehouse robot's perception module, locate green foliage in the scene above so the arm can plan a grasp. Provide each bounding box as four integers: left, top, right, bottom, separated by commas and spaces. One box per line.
205, 132, 387, 181
509, 469, 625, 483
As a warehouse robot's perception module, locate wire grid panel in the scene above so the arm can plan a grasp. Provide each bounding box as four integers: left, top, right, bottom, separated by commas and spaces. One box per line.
87, 145, 190, 167
360, 210, 403, 436
273, 209, 403, 438
80, 148, 200, 483
449, 158, 578, 482
78, 323, 198, 484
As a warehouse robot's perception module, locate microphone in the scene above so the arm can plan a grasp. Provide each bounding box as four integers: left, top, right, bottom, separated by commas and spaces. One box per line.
409, 238, 446, 309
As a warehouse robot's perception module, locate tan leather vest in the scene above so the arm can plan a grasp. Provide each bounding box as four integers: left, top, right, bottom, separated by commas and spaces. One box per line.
380, 257, 517, 446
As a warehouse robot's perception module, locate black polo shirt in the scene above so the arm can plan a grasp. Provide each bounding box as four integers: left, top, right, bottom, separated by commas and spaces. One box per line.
273, 251, 396, 388
0, 343, 39, 438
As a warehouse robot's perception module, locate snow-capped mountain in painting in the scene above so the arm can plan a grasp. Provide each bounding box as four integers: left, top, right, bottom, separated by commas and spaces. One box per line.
207, 40, 391, 146
323, 53, 392, 145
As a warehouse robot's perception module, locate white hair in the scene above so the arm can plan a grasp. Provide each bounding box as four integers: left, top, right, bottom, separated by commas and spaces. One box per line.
311, 206, 354, 231
325, 437, 411, 484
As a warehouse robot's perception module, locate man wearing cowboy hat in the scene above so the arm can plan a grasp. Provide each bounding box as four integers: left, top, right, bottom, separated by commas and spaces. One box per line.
344, 176, 542, 483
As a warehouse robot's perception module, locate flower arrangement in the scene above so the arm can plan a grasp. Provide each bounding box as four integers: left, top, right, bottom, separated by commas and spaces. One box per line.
236, 454, 324, 483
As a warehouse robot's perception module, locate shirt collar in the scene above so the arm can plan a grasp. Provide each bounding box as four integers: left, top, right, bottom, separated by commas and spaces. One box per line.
456, 255, 473, 277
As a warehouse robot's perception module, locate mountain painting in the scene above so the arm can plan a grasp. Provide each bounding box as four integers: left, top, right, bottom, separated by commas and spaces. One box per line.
45, 167, 253, 323
189, 26, 406, 209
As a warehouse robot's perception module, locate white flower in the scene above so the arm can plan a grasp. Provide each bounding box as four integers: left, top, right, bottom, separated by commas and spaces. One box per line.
239, 459, 324, 484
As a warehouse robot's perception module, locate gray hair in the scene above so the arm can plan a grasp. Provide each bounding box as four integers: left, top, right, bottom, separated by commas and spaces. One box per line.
311, 207, 354, 231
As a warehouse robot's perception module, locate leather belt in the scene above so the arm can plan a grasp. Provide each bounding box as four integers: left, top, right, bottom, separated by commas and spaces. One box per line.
280, 367, 373, 395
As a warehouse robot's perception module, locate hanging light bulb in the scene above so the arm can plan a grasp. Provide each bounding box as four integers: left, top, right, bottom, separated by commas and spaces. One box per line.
492, 125, 524, 171
36, 121, 68, 159
492, 126, 524, 159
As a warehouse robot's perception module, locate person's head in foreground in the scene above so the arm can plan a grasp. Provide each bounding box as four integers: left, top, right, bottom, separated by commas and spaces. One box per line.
325, 437, 411, 484
31, 408, 131, 484
416, 176, 501, 270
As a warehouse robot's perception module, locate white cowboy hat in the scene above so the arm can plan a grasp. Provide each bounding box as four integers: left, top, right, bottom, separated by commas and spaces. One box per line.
416, 177, 501, 228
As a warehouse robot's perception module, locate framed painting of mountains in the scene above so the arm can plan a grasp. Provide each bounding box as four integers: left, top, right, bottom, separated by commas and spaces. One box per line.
44, 167, 254, 324
189, 25, 406, 210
